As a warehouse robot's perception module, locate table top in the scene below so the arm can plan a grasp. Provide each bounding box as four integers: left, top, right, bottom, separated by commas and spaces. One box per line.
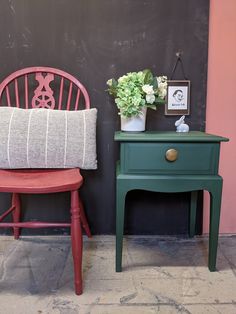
114, 131, 229, 143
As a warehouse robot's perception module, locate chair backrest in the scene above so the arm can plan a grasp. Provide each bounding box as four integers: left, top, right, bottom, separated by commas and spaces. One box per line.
0, 67, 90, 110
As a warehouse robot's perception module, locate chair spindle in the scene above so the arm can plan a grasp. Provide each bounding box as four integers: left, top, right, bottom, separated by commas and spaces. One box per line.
58, 77, 64, 110
74, 89, 81, 110
14, 79, 20, 108
24, 74, 29, 109
67, 82, 73, 110
6, 86, 11, 106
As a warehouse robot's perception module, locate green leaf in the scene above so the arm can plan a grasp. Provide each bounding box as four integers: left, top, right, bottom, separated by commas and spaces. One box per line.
111, 78, 118, 88
152, 77, 158, 89
146, 105, 157, 110
143, 69, 153, 84
106, 78, 118, 96
155, 97, 166, 104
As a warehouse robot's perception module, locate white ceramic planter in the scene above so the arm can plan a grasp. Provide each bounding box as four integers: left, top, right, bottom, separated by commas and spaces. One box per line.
120, 107, 147, 132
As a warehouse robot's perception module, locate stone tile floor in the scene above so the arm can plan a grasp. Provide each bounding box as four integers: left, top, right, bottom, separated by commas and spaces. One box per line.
0, 235, 236, 314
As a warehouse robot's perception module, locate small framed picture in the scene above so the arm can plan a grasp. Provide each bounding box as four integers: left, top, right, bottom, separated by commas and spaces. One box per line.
165, 80, 190, 115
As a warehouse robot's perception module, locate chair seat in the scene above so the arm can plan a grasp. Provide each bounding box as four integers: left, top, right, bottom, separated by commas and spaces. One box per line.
0, 169, 83, 193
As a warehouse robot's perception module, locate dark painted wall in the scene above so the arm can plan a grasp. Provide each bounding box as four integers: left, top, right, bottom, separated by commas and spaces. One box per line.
0, 0, 209, 235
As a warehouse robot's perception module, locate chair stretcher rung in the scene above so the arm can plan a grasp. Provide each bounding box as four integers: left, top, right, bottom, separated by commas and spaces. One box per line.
0, 205, 15, 222
0, 222, 71, 228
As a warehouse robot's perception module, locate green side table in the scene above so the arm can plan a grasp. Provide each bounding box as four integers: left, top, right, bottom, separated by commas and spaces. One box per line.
115, 131, 229, 272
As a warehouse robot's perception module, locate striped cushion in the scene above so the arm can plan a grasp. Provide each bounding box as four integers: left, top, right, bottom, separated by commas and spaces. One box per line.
0, 107, 97, 169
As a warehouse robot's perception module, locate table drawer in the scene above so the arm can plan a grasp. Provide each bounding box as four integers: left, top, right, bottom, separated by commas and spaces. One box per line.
120, 142, 220, 174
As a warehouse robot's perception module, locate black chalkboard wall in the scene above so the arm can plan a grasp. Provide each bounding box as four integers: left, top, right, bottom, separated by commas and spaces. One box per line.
0, 0, 209, 235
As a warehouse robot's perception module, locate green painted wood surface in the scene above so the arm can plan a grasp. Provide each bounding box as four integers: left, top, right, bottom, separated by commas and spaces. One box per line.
115, 131, 229, 142
120, 142, 220, 175
115, 131, 229, 273
116, 164, 223, 272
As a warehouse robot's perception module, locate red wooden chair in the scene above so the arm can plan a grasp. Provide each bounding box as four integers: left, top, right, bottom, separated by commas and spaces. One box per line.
0, 66, 92, 295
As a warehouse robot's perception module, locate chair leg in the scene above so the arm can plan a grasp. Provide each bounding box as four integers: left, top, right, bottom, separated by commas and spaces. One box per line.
78, 196, 92, 238
70, 190, 83, 295
12, 193, 21, 239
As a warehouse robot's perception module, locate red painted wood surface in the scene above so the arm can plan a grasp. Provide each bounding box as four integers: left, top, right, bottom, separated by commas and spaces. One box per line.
0, 67, 92, 295
0, 169, 83, 193
32, 72, 56, 109
0, 66, 90, 110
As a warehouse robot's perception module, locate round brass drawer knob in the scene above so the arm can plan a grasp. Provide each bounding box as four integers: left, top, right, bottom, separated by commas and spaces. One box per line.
165, 148, 178, 162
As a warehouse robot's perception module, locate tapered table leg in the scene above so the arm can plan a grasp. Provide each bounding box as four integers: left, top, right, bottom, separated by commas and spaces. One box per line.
189, 191, 198, 238
116, 182, 127, 272
208, 180, 223, 271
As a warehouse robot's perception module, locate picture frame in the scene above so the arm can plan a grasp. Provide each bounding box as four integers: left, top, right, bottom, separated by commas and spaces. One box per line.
165, 80, 190, 115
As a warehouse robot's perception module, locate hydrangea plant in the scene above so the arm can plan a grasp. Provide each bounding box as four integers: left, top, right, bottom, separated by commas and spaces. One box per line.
107, 69, 167, 118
